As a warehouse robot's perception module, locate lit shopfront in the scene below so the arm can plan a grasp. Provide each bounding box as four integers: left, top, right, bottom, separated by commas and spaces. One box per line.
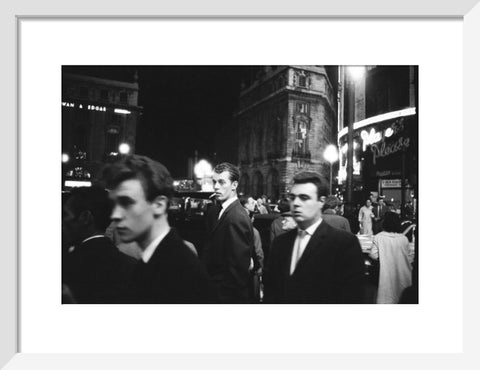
337, 107, 418, 213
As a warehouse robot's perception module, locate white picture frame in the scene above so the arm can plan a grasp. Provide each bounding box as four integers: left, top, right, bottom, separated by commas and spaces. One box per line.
2, 0, 479, 368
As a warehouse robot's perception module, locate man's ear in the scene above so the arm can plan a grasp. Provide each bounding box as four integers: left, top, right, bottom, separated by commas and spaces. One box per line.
152, 195, 169, 216
232, 180, 238, 191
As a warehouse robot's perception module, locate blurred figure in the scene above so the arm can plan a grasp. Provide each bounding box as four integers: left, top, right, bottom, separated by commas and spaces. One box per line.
358, 199, 374, 235
265, 171, 365, 303
240, 196, 264, 302
103, 155, 212, 303
372, 197, 387, 234
256, 197, 268, 214
203, 162, 254, 303
62, 186, 136, 303
270, 198, 297, 244
369, 212, 414, 304
321, 195, 351, 233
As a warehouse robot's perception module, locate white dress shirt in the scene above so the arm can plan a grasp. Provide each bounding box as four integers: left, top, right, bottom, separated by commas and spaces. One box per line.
290, 218, 323, 275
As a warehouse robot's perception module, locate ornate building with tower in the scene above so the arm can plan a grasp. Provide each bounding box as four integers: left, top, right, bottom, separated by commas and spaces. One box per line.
234, 66, 337, 200
61, 72, 141, 187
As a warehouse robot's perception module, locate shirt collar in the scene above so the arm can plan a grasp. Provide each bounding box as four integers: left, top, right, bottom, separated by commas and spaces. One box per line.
301, 217, 323, 236
221, 195, 238, 211
141, 227, 171, 263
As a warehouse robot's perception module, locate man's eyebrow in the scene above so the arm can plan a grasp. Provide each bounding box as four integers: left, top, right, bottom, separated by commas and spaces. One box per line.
115, 195, 135, 202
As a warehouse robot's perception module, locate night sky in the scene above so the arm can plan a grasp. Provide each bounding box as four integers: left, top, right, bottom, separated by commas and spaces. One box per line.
63, 65, 256, 178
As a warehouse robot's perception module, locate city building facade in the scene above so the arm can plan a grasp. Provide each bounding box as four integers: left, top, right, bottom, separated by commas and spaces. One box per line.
338, 66, 418, 213
234, 66, 337, 201
62, 72, 141, 187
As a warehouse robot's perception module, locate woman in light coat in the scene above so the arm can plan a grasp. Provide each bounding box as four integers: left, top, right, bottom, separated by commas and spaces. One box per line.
358, 199, 374, 235
369, 212, 414, 304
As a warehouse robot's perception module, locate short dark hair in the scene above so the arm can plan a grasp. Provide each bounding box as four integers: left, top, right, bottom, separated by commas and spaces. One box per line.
277, 198, 291, 214
239, 195, 249, 207
382, 211, 402, 233
102, 155, 173, 201
292, 171, 328, 200
322, 195, 340, 211
66, 185, 112, 232
213, 162, 240, 183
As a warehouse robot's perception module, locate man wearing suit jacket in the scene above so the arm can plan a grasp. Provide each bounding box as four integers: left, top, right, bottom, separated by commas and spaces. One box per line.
264, 171, 365, 304
104, 155, 212, 303
62, 186, 136, 303
373, 197, 388, 234
202, 162, 254, 303
321, 195, 352, 233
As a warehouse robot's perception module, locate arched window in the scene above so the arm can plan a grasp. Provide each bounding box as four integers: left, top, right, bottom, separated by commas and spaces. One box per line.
267, 169, 280, 201
252, 171, 264, 198
239, 173, 250, 195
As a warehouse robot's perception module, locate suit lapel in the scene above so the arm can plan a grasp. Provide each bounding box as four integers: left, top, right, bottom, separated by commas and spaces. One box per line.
292, 221, 330, 274
210, 199, 239, 234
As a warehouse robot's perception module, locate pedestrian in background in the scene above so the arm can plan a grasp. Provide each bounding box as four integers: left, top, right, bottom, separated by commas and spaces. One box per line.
202, 162, 254, 303
358, 199, 374, 235
240, 196, 264, 302
321, 195, 352, 233
270, 198, 297, 244
369, 211, 414, 304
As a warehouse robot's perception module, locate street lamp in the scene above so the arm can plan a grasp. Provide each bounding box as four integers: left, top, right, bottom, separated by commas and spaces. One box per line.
119, 143, 130, 155
194, 159, 213, 191
324, 144, 339, 195
348, 66, 366, 81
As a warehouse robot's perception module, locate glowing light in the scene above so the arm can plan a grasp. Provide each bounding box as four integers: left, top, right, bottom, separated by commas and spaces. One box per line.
338, 107, 416, 140
385, 127, 394, 137
194, 159, 213, 178
65, 180, 92, 188
88, 105, 106, 111
62, 153, 70, 163
119, 143, 130, 155
114, 108, 131, 115
348, 66, 366, 81
361, 128, 382, 151
323, 145, 339, 163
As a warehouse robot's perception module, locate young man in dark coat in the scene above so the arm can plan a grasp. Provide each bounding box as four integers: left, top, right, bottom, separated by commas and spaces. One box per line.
104, 155, 212, 303
62, 186, 136, 303
264, 171, 365, 304
202, 162, 254, 303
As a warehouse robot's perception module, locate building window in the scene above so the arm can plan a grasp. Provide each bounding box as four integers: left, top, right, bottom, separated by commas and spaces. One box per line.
79, 86, 88, 98
297, 102, 309, 114
105, 130, 120, 155
120, 92, 128, 104
298, 75, 307, 87
100, 89, 109, 101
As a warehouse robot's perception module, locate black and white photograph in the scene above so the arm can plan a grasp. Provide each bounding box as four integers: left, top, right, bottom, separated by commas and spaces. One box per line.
61, 65, 418, 305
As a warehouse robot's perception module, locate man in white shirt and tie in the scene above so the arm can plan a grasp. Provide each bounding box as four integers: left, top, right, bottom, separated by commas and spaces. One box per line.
264, 171, 365, 303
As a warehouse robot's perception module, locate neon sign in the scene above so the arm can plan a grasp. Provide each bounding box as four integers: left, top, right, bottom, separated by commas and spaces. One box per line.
361, 128, 382, 151
371, 136, 410, 164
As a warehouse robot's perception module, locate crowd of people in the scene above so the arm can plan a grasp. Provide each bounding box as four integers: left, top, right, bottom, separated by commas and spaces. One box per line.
62, 154, 416, 304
